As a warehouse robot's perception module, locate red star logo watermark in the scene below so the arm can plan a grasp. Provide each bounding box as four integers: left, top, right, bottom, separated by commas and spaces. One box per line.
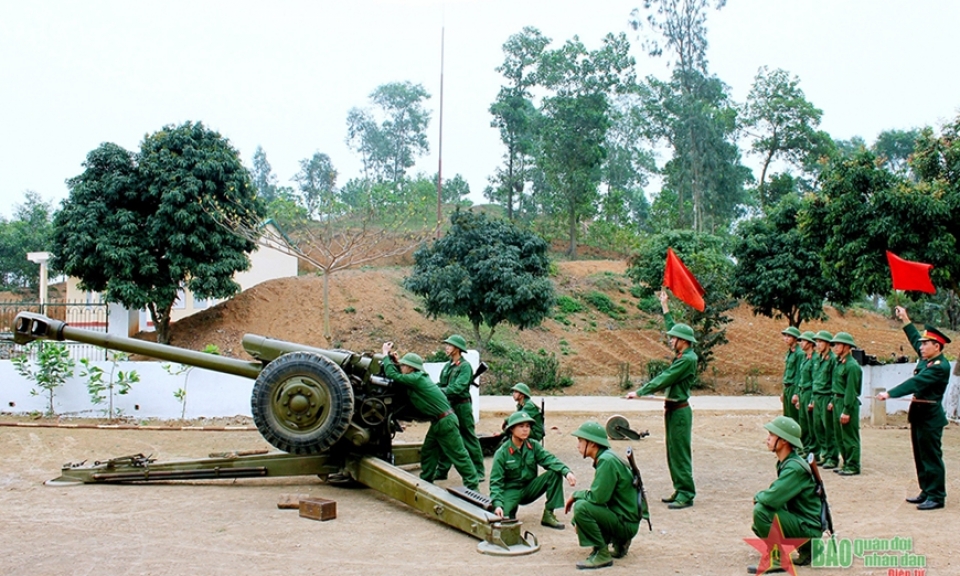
744, 515, 810, 576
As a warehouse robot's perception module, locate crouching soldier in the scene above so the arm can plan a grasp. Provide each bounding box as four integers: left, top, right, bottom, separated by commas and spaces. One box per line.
565, 421, 640, 570
749, 416, 823, 574
489, 411, 575, 529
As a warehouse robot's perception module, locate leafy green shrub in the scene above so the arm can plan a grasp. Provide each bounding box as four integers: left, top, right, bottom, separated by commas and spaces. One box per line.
556, 295, 585, 314
583, 291, 627, 319
423, 349, 448, 363
344, 306, 357, 314
80, 352, 140, 420
646, 358, 670, 381
484, 341, 574, 394
13, 342, 75, 416
637, 295, 661, 313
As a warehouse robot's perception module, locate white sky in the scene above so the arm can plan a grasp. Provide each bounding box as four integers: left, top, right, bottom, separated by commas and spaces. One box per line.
2, 0, 958, 218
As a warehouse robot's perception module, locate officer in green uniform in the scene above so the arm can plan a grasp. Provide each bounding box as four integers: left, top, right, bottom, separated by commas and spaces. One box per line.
381, 342, 480, 491
781, 326, 804, 423
434, 335, 485, 482
830, 332, 862, 475
489, 411, 575, 529
507, 383, 545, 442
565, 421, 640, 570
748, 416, 823, 573
792, 331, 817, 457
811, 330, 838, 468
625, 289, 697, 509
876, 307, 952, 510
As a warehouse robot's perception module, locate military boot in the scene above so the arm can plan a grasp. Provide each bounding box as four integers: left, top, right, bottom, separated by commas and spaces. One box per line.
541, 509, 565, 530
577, 547, 613, 570
611, 538, 632, 559
747, 546, 785, 574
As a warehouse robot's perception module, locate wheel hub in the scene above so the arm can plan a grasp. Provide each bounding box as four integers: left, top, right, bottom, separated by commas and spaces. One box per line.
274, 378, 329, 429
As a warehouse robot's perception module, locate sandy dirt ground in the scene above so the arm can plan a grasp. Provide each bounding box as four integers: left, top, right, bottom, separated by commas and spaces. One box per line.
2, 411, 959, 576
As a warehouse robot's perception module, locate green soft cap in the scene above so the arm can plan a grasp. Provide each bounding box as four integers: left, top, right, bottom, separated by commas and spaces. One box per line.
504, 411, 536, 431
571, 420, 611, 448
398, 353, 424, 372
764, 415, 803, 449
814, 330, 833, 342
443, 334, 468, 352
511, 382, 532, 397
666, 323, 698, 343
830, 331, 856, 347
781, 326, 802, 338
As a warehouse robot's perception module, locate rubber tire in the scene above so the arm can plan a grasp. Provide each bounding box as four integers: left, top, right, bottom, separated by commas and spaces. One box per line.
251, 352, 355, 454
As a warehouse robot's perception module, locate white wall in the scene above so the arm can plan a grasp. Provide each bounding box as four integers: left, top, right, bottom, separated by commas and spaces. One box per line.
860, 361, 960, 420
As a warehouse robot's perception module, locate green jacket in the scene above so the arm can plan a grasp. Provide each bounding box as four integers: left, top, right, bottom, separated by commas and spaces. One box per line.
797, 352, 815, 394
439, 358, 473, 401
383, 356, 451, 419
783, 345, 803, 387
636, 312, 698, 402
811, 350, 836, 396
489, 439, 570, 509
518, 398, 545, 441
888, 323, 952, 427
754, 451, 822, 535
572, 448, 640, 524
832, 354, 862, 416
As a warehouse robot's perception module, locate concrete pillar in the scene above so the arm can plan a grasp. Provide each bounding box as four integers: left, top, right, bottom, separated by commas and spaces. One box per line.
872, 387, 886, 426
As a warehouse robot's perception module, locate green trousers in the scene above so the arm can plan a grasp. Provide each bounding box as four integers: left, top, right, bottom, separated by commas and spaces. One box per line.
665, 406, 695, 503
497, 471, 565, 518
572, 500, 640, 549
436, 401, 486, 480
752, 504, 822, 540
798, 390, 816, 456
783, 385, 800, 423
813, 395, 838, 463
420, 414, 480, 490
835, 407, 860, 473
911, 422, 946, 502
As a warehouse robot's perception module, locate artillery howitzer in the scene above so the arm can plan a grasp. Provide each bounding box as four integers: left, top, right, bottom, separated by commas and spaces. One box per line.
12, 312, 538, 555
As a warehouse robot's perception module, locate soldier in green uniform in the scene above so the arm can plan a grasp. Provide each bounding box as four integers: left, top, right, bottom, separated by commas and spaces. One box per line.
565, 421, 640, 570
781, 326, 804, 423
380, 342, 480, 491
876, 307, 952, 510
434, 335, 485, 482
625, 289, 697, 509
791, 331, 817, 457
506, 383, 545, 442
811, 330, 838, 468
489, 411, 575, 529
830, 332, 862, 475
748, 416, 823, 573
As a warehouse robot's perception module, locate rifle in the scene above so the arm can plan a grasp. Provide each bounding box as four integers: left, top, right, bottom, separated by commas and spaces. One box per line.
626, 447, 652, 531
807, 452, 834, 537
470, 362, 488, 387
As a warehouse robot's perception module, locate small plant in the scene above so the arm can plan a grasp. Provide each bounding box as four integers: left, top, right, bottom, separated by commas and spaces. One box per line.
618, 362, 632, 390
423, 349, 448, 363
743, 366, 762, 395
13, 342, 75, 416
80, 352, 140, 420
583, 290, 626, 319
164, 344, 220, 420
344, 306, 356, 314
556, 295, 585, 314
646, 358, 670, 381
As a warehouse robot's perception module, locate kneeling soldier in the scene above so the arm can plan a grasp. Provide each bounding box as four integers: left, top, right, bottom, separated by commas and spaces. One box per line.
566, 421, 640, 570
489, 411, 574, 529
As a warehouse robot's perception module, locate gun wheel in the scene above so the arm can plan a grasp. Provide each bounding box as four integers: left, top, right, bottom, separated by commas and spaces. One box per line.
251, 352, 355, 454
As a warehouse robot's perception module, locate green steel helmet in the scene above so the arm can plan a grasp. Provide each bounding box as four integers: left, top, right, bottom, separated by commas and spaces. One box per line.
814, 330, 833, 343
781, 326, 802, 339
763, 416, 803, 449
570, 420, 611, 448
442, 334, 468, 352
510, 382, 532, 398
504, 411, 536, 432
831, 332, 856, 347
666, 323, 698, 344
398, 353, 424, 372
799, 330, 817, 343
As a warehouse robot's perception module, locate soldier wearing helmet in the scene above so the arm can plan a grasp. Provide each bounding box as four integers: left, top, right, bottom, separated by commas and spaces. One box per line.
504, 382, 544, 441
830, 332, 862, 475
565, 421, 640, 570
793, 331, 818, 458
811, 330, 839, 469
780, 325, 804, 423
625, 289, 697, 509
434, 334, 485, 482
749, 416, 822, 573
488, 411, 575, 531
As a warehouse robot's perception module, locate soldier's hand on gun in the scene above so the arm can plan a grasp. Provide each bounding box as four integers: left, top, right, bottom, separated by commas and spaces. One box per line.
494, 506, 504, 518
564, 495, 575, 515
566, 472, 577, 487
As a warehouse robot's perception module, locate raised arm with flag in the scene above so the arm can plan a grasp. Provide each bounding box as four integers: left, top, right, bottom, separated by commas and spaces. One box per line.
663, 247, 706, 312
886, 251, 935, 294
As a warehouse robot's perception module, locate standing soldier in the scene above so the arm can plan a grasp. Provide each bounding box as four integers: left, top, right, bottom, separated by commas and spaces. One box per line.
489, 411, 574, 529
625, 289, 697, 509
381, 342, 480, 491
811, 330, 838, 468
876, 307, 952, 510
830, 332, 862, 476
792, 331, 818, 457
781, 326, 804, 423
434, 335, 485, 482
565, 421, 640, 569
509, 383, 545, 442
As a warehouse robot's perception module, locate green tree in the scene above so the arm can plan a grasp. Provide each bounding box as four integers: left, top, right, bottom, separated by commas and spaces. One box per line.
732, 195, 829, 328
13, 342, 75, 416
293, 152, 339, 218
627, 230, 736, 375
872, 128, 920, 177
405, 210, 555, 349
436, 173, 472, 206
79, 352, 140, 420
250, 145, 279, 204
0, 191, 56, 291
52, 122, 265, 345
631, 0, 726, 75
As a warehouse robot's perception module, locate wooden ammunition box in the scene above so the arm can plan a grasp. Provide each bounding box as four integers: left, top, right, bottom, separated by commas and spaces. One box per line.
299, 497, 337, 521
277, 493, 312, 510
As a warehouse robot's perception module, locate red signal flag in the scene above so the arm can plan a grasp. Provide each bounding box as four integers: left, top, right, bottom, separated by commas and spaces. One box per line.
663, 247, 706, 312
886, 251, 935, 294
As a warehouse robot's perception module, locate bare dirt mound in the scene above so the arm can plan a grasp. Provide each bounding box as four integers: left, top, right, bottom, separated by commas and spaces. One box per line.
165, 261, 928, 396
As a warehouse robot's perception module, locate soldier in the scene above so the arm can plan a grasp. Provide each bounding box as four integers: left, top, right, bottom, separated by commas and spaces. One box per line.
781, 326, 803, 423
381, 342, 480, 491
792, 331, 818, 457
434, 334, 486, 482
507, 382, 545, 442
489, 411, 575, 530
565, 421, 640, 570
830, 332, 862, 475
748, 416, 823, 573
876, 307, 952, 510
625, 289, 697, 509
811, 330, 838, 468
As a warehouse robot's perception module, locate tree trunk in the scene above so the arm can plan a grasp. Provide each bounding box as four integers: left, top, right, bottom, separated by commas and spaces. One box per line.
758, 148, 775, 209
323, 270, 331, 340
150, 303, 174, 345
568, 209, 577, 259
